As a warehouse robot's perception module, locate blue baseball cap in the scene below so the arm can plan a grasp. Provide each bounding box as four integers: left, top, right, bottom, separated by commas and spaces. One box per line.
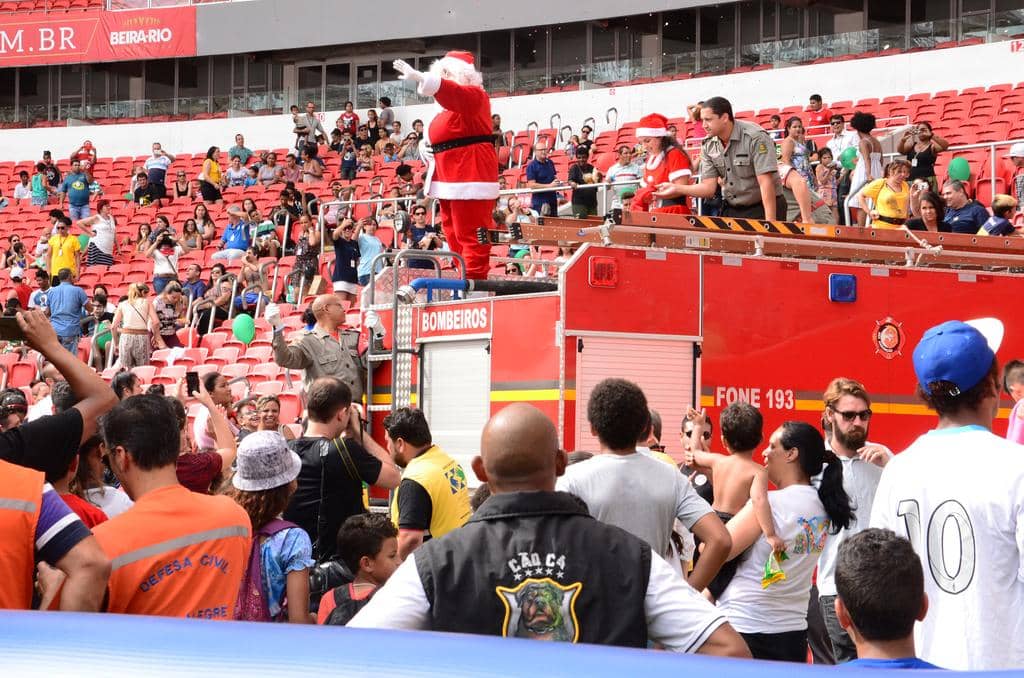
912, 320, 995, 395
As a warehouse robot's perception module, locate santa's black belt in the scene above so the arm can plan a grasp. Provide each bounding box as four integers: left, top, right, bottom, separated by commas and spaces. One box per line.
431, 135, 494, 153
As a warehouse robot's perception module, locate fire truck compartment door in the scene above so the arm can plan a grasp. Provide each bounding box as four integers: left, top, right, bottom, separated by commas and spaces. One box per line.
574, 335, 697, 454
421, 339, 491, 485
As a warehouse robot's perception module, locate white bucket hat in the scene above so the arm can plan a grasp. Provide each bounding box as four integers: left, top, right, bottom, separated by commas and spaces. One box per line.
232, 431, 302, 492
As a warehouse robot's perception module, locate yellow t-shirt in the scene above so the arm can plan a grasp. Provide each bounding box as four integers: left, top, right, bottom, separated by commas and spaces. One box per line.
48, 234, 81, 275
391, 445, 471, 539
860, 179, 910, 226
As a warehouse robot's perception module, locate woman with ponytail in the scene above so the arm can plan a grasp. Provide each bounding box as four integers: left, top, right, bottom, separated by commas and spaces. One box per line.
716, 420, 853, 661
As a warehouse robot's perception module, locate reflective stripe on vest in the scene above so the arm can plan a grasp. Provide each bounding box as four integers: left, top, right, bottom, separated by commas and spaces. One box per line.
0, 460, 44, 610
0, 498, 38, 513
111, 525, 251, 572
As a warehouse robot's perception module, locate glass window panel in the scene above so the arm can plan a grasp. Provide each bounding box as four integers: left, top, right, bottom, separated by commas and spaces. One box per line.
513, 27, 546, 93
247, 60, 267, 90
551, 21, 586, 86
325, 62, 351, 111
18, 67, 49, 122
298, 64, 323, 110
700, 4, 737, 73
961, 0, 990, 12
911, 0, 951, 21
623, 13, 658, 61
85, 66, 107, 106
0, 69, 14, 109
868, 0, 906, 47
108, 61, 141, 102
592, 21, 616, 61
60, 64, 83, 97
780, 5, 802, 37
763, 0, 777, 37
144, 59, 175, 101
663, 9, 698, 74
481, 30, 511, 93
355, 63, 378, 109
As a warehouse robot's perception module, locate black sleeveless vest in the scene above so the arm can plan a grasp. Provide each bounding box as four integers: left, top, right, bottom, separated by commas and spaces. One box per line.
414, 491, 650, 647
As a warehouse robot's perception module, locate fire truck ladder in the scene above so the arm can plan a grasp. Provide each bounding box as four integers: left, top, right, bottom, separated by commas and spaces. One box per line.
364, 250, 467, 424
523, 211, 1024, 272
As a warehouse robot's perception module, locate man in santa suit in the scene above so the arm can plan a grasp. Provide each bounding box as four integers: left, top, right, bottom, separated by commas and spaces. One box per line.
630, 113, 694, 214
393, 52, 496, 280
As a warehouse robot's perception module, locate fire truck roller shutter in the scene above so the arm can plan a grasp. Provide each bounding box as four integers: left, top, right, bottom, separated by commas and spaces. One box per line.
421, 339, 491, 488
574, 336, 697, 462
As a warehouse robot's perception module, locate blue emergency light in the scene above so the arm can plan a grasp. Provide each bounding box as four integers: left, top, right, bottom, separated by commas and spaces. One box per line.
828, 273, 857, 303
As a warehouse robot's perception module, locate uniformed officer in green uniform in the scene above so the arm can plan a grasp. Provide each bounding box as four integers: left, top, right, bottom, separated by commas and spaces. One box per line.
655, 97, 787, 221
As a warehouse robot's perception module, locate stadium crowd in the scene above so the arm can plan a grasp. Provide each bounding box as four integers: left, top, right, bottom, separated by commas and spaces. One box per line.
1, 304, 1021, 670
0, 81, 1023, 670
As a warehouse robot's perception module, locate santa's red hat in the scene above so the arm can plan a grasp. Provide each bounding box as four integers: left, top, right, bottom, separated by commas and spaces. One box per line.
637, 113, 670, 138
446, 50, 475, 66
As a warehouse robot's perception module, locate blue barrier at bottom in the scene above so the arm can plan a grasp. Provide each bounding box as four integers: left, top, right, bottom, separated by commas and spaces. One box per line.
0, 610, 987, 677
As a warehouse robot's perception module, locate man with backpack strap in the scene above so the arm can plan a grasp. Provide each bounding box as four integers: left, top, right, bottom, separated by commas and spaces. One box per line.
283, 377, 400, 561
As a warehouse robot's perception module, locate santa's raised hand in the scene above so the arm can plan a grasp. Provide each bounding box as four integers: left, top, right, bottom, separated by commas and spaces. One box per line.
392, 59, 424, 84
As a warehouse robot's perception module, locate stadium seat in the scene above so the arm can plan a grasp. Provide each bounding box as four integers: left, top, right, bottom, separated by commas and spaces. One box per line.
252, 381, 284, 396
8, 363, 35, 389
208, 347, 241, 367
248, 363, 283, 383
221, 364, 249, 380
277, 393, 302, 425
154, 365, 187, 386
131, 365, 156, 383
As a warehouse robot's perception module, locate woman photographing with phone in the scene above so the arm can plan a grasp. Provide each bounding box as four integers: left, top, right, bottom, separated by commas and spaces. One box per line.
898, 122, 949, 193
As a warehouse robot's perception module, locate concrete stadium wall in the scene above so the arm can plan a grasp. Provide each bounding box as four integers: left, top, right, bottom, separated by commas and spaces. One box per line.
2, 40, 1022, 164
195, 0, 712, 56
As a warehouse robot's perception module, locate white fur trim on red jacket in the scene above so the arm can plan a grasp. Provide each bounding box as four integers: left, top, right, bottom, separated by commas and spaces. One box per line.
427, 180, 500, 200
417, 73, 442, 98
668, 168, 693, 181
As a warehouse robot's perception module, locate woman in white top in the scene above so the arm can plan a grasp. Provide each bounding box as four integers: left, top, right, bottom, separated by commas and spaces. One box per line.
110, 282, 161, 368
717, 421, 853, 662
846, 112, 884, 227
77, 198, 118, 267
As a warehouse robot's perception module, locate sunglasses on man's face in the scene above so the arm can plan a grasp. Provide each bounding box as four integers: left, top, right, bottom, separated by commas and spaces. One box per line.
832, 408, 872, 422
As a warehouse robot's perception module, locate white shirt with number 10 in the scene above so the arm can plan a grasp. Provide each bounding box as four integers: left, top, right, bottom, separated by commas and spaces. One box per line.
870, 425, 1024, 671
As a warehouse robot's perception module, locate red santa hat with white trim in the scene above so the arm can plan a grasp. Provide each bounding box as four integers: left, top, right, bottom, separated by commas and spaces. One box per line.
636, 113, 671, 138
431, 50, 483, 87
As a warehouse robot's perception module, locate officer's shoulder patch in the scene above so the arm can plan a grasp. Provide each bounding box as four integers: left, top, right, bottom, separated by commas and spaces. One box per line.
757, 142, 768, 154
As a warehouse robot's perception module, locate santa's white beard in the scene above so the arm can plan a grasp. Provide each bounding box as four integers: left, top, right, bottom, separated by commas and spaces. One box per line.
429, 57, 483, 88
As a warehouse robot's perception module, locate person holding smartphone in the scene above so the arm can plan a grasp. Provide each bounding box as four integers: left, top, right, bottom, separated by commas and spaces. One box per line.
898, 122, 949, 193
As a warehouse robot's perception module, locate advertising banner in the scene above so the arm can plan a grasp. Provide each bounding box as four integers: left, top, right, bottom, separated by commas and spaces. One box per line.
0, 6, 196, 67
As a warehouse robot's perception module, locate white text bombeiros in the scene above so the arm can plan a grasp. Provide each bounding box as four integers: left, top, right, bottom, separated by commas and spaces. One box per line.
421, 307, 489, 334
109, 28, 173, 45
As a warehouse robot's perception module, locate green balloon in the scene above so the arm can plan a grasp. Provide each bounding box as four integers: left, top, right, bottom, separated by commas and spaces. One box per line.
948, 156, 971, 182
77, 234, 90, 249
232, 314, 256, 345
839, 146, 858, 170
95, 321, 111, 351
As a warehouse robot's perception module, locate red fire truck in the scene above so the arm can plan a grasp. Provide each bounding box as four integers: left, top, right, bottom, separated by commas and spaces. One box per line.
365, 214, 1024, 475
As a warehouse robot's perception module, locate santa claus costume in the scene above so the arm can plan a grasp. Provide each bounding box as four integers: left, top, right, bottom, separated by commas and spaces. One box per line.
630, 113, 693, 214
393, 52, 497, 280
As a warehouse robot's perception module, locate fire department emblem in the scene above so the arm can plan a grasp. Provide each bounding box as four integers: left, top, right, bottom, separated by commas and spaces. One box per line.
496, 578, 582, 642
873, 317, 904, 359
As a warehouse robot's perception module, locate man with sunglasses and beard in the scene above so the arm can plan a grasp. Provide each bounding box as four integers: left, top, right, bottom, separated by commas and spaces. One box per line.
815, 377, 891, 663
